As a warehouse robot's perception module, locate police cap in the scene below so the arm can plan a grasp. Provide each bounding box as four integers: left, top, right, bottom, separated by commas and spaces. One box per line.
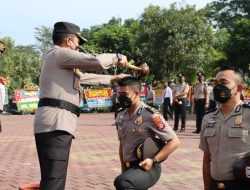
135, 137, 165, 161
53, 21, 87, 45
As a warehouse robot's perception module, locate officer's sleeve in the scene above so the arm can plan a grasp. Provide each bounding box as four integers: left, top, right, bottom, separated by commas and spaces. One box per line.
199, 115, 209, 152
149, 114, 177, 142
58, 48, 118, 71
79, 73, 114, 86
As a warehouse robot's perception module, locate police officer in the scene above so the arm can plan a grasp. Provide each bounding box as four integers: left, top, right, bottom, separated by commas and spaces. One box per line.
199, 66, 250, 190
34, 21, 129, 190
173, 74, 189, 132
192, 72, 209, 133
162, 81, 173, 121
114, 76, 180, 190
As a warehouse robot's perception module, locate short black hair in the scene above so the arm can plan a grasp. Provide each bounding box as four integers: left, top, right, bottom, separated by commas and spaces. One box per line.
117, 76, 141, 87
52, 32, 74, 45
117, 76, 141, 94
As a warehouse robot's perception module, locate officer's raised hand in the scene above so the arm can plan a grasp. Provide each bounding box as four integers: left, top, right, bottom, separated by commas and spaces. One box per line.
116, 54, 128, 68
139, 158, 154, 171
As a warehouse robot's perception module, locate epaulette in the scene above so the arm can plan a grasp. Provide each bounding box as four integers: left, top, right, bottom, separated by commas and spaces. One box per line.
144, 105, 160, 114
243, 103, 250, 109
205, 107, 218, 115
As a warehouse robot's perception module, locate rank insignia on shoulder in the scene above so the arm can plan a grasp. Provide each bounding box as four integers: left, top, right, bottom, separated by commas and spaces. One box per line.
134, 115, 143, 125
205, 108, 218, 115
145, 105, 159, 114
152, 114, 167, 130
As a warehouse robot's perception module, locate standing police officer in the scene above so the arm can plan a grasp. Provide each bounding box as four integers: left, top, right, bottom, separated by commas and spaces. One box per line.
192, 72, 209, 134
173, 74, 190, 132
199, 66, 250, 190
114, 76, 180, 190
34, 21, 129, 190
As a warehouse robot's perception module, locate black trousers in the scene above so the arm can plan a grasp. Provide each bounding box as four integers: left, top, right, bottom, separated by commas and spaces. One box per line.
174, 98, 187, 130
194, 99, 206, 133
35, 130, 73, 190
114, 164, 161, 190
163, 97, 172, 121
210, 179, 250, 190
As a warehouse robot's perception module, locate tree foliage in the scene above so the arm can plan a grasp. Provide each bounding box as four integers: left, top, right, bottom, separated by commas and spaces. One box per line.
0, 37, 41, 92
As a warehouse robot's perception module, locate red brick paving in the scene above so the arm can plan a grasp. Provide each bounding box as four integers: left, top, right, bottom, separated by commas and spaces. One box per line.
0, 113, 203, 190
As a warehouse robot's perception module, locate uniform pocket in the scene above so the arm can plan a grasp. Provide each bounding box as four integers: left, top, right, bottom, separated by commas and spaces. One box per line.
228, 128, 248, 138
204, 128, 216, 137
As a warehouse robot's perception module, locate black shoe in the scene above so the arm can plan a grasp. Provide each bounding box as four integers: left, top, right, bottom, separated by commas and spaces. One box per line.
192, 130, 200, 134
173, 127, 178, 131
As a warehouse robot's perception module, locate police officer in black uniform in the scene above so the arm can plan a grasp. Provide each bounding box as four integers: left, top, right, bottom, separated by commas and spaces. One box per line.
114, 77, 180, 190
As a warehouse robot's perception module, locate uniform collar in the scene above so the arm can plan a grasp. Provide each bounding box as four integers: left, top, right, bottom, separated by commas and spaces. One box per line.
218, 102, 243, 120
125, 102, 144, 118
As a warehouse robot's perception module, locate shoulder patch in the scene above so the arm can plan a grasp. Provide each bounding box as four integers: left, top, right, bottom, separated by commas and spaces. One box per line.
152, 114, 167, 130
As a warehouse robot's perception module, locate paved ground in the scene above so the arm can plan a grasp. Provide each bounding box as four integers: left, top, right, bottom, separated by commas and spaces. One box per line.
0, 113, 204, 190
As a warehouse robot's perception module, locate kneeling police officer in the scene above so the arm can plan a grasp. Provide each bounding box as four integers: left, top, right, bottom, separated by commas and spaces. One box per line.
114, 76, 180, 190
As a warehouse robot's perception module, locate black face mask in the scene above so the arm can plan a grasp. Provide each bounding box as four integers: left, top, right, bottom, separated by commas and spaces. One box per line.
213, 84, 232, 103
118, 95, 132, 108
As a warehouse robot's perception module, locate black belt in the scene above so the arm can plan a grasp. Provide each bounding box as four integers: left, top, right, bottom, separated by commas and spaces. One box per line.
211, 179, 250, 189
38, 98, 81, 117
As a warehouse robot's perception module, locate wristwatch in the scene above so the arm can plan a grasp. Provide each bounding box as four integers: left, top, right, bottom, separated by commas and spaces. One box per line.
152, 157, 159, 164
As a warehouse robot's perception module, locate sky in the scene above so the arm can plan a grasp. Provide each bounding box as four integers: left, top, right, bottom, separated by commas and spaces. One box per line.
0, 0, 214, 45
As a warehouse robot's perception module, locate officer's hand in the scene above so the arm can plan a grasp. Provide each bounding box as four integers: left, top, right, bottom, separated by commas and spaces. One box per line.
111, 73, 130, 83
139, 158, 154, 171
117, 55, 128, 68
138, 63, 150, 76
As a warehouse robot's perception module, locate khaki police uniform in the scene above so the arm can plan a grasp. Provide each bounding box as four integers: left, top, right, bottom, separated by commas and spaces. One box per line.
193, 82, 208, 133
173, 82, 189, 130
114, 102, 176, 190
200, 104, 250, 189
34, 45, 121, 190
34, 45, 118, 135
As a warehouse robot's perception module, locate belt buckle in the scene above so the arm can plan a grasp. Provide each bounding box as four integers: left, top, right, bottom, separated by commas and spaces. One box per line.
217, 182, 225, 189
125, 162, 130, 168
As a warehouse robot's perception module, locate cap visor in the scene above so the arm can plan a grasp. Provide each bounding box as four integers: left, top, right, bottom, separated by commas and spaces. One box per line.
76, 34, 87, 45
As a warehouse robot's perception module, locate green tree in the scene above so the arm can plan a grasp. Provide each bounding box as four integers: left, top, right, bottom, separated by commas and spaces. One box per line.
35, 26, 53, 54
134, 4, 215, 81
206, 0, 250, 29
0, 37, 41, 93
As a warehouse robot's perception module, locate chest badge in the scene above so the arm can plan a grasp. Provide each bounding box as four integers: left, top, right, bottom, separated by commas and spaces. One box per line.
235, 115, 243, 126
134, 116, 143, 125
